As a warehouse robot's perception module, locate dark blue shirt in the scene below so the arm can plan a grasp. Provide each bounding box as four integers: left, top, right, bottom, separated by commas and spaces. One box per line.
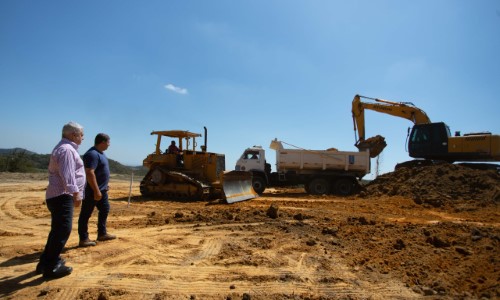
83, 146, 110, 193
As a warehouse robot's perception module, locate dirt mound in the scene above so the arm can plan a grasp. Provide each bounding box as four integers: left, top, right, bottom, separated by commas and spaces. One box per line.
362, 163, 500, 209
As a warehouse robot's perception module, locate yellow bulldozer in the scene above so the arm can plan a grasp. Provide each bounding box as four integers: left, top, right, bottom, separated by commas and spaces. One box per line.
140, 127, 258, 203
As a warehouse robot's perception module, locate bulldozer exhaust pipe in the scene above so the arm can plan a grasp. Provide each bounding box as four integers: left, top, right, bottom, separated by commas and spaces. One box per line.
202, 126, 207, 152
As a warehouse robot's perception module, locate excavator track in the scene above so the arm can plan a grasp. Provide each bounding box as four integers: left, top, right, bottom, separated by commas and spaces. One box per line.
140, 167, 210, 201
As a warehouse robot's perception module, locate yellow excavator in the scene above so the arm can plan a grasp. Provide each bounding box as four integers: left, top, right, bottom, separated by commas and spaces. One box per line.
352, 94, 500, 163
140, 127, 258, 203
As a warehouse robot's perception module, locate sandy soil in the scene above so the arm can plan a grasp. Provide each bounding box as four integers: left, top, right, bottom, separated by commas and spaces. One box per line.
0, 166, 498, 300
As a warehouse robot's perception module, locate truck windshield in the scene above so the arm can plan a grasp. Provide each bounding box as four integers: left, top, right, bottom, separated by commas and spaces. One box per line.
243, 152, 260, 159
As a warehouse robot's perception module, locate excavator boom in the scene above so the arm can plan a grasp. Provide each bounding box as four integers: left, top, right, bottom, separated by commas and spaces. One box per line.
351, 94, 431, 157
352, 94, 431, 142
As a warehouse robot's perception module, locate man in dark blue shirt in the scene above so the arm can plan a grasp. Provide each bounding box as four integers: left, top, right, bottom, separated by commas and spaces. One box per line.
78, 133, 116, 247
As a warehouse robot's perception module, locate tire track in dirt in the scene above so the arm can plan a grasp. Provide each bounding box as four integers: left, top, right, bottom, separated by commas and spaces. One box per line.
65, 224, 346, 296
0, 186, 48, 236
180, 235, 223, 266
1, 179, 425, 299
42, 287, 80, 300
2, 197, 26, 220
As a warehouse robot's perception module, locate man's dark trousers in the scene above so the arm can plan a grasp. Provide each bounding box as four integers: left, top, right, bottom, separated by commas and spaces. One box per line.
40, 194, 74, 269
78, 190, 110, 240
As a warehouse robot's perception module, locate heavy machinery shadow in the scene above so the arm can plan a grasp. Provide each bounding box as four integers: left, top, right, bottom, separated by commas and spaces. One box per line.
256, 187, 310, 199
111, 195, 259, 206
111, 195, 214, 204
111, 195, 144, 203
263, 192, 310, 199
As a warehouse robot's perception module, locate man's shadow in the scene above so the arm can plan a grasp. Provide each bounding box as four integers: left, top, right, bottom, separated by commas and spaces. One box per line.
0, 252, 46, 297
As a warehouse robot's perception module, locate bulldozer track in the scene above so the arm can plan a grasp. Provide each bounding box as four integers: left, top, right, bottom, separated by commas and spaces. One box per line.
140, 169, 209, 201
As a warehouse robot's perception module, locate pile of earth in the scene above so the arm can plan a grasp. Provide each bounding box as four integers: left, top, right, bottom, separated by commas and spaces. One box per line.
361, 163, 500, 209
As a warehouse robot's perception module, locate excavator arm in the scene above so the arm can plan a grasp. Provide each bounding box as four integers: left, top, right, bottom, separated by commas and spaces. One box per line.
351, 94, 431, 157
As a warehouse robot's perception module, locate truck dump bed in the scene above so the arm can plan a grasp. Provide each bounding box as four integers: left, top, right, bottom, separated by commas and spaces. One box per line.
271, 140, 370, 176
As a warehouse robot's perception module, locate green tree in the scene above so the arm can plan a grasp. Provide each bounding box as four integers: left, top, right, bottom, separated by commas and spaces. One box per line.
1, 150, 34, 172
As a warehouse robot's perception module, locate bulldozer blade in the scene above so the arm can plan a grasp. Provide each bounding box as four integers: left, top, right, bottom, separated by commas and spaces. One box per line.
222, 171, 258, 204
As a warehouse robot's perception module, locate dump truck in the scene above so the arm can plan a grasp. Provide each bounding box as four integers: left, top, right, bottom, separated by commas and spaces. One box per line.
140, 127, 257, 203
235, 139, 370, 195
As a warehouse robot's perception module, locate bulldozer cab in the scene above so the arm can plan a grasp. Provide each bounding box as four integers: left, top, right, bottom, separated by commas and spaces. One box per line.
151, 130, 202, 155
143, 130, 221, 182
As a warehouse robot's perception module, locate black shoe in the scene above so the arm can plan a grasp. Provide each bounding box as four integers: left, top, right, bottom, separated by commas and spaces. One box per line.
36, 259, 65, 275
35, 262, 45, 275
43, 261, 72, 279
97, 233, 116, 241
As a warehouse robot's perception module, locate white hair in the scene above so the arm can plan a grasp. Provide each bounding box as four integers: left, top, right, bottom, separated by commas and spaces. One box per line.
62, 122, 84, 138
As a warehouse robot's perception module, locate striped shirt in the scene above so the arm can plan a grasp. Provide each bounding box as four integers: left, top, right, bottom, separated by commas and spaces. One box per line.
46, 138, 86, 200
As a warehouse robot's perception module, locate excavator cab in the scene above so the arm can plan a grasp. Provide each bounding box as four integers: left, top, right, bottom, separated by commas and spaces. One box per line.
410, 122, 500, 162
409, 122, 450, 161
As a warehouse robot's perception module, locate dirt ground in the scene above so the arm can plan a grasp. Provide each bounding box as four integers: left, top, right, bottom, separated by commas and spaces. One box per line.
0, 165, 498, 300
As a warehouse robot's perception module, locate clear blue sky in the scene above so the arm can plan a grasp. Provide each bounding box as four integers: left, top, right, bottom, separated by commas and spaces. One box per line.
1, 1, 499, 178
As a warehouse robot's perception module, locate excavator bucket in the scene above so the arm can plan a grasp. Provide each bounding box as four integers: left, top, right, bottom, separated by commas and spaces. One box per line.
222, 171, 258, 204
356, 135, 387, 158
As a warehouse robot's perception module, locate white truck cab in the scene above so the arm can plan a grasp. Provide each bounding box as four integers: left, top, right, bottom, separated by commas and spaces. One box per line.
235, 146, 266, 172
235, 146, 270, 194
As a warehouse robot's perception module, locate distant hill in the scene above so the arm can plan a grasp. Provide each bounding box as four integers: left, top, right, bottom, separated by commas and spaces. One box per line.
0, 148, 147, 175
0, 148, 36, 155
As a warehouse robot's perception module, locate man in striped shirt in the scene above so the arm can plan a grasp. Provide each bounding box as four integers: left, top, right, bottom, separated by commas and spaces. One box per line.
36, 122, 86, 279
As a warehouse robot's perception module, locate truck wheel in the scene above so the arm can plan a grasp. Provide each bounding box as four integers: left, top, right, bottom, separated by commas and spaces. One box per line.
308, 178, 330, 195
334, 178, 354, 196
252, 176, 266, 194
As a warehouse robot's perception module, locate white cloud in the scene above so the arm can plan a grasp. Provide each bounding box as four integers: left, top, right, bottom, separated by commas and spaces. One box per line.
164, 83, 188, 95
